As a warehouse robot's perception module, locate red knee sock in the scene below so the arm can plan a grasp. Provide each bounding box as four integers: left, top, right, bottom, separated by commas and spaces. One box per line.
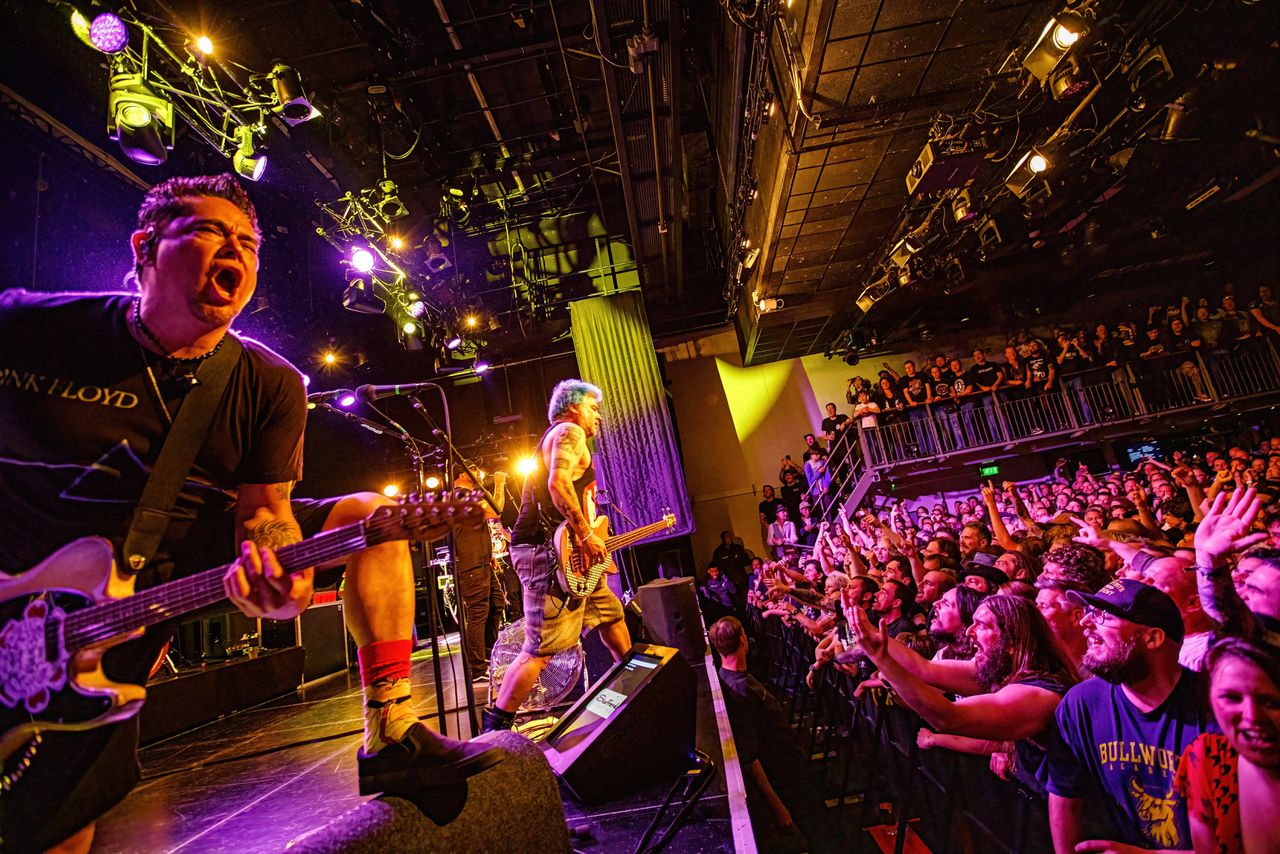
357, 639, 413, 688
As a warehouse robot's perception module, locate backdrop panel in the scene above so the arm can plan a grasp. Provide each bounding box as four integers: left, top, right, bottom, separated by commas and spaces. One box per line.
569, 292, 694, 541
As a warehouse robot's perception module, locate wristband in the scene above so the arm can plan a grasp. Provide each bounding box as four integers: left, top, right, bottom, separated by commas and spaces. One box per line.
1192, 563, 1225, 576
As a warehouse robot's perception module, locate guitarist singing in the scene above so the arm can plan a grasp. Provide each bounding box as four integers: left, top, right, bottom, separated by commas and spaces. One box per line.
0, 175, 501, 853
482, 380, 632, 732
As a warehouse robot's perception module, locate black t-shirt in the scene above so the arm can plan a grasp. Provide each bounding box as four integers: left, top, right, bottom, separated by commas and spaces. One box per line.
899, 373, 928, 404
0, 291, 306, 581
718, 668, 806, 769
711, 542, 749, 581
966, 362, 1001, 390
821, 414, 849, 436
758, 497, 783, 524
927, 375, 952, 402
1026, 355, 1051, 384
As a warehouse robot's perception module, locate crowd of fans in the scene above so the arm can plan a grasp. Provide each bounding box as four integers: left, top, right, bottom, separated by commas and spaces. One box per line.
817, 285, 1280, 462
706, 429, 1280, 853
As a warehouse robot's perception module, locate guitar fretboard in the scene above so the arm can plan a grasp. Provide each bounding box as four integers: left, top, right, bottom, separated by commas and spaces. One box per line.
54, 502, 457, 651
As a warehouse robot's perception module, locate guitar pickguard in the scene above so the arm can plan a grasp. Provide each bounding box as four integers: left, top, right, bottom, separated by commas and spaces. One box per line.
0, 598, 67, 714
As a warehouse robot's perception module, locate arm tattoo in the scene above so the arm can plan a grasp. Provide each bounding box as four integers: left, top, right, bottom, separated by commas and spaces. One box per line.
247, 518, 303, 552
274, 481, 295, 501
548, 424, 590, 535
550, 425, 585, 473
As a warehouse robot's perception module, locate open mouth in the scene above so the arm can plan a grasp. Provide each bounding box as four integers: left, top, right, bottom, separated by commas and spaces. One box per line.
1237, 728, 1278, 751
212, 266, 242, 294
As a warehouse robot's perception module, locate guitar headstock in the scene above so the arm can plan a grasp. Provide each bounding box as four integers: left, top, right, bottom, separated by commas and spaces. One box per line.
661, 509, 677, 529
368, 489, 487, 543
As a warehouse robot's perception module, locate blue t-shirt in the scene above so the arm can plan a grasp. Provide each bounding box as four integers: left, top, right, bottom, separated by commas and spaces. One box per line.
1046, 669, 1216, 849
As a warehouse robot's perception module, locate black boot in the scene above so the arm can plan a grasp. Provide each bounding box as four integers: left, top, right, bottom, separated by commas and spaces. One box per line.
481, 705, 515, 733
357, 723, 507, 824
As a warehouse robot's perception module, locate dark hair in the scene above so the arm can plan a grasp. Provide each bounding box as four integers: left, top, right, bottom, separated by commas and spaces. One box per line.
136, 173, 259, 236
929, 537, 962, 565
1204, 636, 1280, 695
709, 616, 746, 657
1043, 543, 1109, 591
963, 522, 992, 542
979, 595, 1080, 688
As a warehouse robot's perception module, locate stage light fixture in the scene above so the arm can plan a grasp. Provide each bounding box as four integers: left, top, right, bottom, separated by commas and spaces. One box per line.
952, 189, 976, 223
341, 279, 386, 315
107, 72, 175, 166
403, 321, 418, 335
1049, 56, 1092, 101
232, 124, 266, 181
375, 180, 409, 221
446, 335, 463, 350
388, 235, 405, 250
425, 475, 442, 490
195, 35, 214, 55
337, 392, 357, 408
382, 484, 400, 498
350, 247, 375, 273
464, 314, 478, 330
407, 300, 426, 318
322, 350, 338, 365
270, 63, 320, 125
888, 235, 922, 267
1005, 149, 1051, 198
422, 235, 451, 274
88, 12, 129, 54
516, 456, 538, 477
474, 362, 491, 374
1023, 11, 1089, 81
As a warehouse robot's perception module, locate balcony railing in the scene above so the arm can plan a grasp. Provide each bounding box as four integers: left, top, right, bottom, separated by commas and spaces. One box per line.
815, 341, 1280, 518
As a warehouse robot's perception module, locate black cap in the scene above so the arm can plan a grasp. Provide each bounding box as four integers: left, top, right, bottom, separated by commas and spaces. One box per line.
1067, 578, 1185, 643
960, 551, 1009, 587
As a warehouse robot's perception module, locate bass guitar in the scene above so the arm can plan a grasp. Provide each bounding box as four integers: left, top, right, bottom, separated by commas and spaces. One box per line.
553, 511, 677, 601
0, 489, 482, 787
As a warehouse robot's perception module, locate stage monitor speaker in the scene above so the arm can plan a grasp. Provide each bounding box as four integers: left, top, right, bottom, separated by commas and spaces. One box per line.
636, 577, 706, 660
542, 643, 696, 805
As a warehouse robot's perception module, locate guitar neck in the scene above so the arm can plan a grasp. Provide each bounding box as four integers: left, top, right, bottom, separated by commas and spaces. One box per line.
603, 520, 670, 553
61, 518, 381, 651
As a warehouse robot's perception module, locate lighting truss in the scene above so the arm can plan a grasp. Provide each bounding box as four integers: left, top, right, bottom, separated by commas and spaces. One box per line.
67, 6, 318, 172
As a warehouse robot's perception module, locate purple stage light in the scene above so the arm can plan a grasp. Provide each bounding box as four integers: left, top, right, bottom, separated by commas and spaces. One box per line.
337, 392, 357, 408
89, 13, 129, 53
350, 247, 375, 273
445, 336, 462, 350
473, 361, 490, 374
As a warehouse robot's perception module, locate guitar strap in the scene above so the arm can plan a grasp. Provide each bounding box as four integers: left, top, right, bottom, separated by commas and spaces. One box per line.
121, 335, 245, 574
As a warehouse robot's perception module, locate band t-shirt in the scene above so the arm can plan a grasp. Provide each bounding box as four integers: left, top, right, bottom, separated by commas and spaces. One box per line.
1046, 669, 1217, 850
1026, 355, 1052, 385
821, 413, 849, 436
966, 362, 1001, 390
0, 290, 306, 579
899, 373, 928, 404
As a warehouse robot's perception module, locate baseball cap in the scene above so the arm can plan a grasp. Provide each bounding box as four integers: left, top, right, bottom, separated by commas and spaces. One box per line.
1066, 578, 1185, 642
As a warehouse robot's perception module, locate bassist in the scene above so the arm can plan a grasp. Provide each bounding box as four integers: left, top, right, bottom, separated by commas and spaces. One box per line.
482, 380, 632, 731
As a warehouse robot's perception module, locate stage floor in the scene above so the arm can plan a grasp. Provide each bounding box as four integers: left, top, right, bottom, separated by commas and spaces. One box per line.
90, 635, 740, 853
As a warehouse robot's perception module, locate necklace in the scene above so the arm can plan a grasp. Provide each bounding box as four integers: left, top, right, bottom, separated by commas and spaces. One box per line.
132, 298, 226, 365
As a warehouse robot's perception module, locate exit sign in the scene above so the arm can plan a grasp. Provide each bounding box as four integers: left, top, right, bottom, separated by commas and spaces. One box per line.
978, 463, 1000, 478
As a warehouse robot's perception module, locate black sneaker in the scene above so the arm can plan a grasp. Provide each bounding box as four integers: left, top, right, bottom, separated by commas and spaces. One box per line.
358, 723, 508, 822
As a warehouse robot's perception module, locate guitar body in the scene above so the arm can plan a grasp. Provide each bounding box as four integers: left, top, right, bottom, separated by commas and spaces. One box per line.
0, 537, 145, 767
553, 515, 615, 601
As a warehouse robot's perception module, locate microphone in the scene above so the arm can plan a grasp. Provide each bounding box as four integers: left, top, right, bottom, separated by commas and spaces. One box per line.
307, 388, 356, 405
355, 381, 439, 402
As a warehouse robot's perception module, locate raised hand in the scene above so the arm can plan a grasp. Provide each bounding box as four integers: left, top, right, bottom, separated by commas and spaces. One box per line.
1069, 515, 1108, 549
848, 606, 889, 660
1195, 487, 1267, 565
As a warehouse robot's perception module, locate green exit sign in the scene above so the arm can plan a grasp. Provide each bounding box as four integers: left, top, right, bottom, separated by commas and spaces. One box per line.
978, 463, 1000, 478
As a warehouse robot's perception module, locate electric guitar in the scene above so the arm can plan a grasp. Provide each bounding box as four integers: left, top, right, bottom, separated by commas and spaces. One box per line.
0, 489, 483, 786
553, 511, 677, 601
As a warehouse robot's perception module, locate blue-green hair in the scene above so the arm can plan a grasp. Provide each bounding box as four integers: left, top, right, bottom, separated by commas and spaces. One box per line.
548, 379, 602, 422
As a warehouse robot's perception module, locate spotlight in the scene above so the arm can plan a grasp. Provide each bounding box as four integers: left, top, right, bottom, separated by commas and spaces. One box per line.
341, 279, 386, 315
375, 180, 408, 221
195, 35, 214, 55
302, 374, 311, 386
232, 125, 266, 181
407, 300, 426, 318
889, 235, 922, 267
388, 235, 405, 250
270, 63, 320, 125
1048, 55, 1092, 101
1005, 149, 1051, 198
951, 189, 976, 223
107, 73, 175, 166
474, 361, 491, 374
337, 392, 357, 408
425, 474, 442, 490
1023, 12, 1090, 81
422, 235, 451, 274
897, 266, 913, 287
350, 247, 375, 273
403, 321, 418, 335
88, 12, 129, 54
446, 336, 463, 350
382, 483, 399, 498
516, 456, 538, 476
464, 314, 478, 329
322, 350, 338, 365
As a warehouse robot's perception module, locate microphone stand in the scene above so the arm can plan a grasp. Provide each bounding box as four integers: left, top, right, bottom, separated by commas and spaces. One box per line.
315, 400, 453, 735
397, 387, 484, 733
